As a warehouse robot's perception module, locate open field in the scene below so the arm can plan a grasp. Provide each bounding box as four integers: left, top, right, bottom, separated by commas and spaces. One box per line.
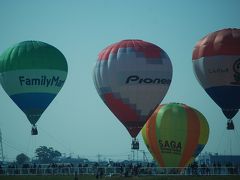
0, 175, 240, 180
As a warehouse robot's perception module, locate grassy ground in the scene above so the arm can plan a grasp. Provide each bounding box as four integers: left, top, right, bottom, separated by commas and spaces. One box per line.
0, 175, 240, 180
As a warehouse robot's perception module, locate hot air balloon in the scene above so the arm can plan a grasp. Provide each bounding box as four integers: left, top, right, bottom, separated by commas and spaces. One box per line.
192, 28, 240, 130
0, 41, 68, 135
142, 103, 209, 167
93, 39, 172, 148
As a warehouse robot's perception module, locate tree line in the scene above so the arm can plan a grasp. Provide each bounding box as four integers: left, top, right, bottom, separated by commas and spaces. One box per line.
15, 146, 61, 164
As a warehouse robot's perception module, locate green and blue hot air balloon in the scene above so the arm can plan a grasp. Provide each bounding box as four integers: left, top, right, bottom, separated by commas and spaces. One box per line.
0, 41, 68, 135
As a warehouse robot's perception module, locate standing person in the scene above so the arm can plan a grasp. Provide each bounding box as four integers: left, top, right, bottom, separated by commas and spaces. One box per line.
217, 162, 221, 175
99, 168, 104, 178
206, 164, 210, 175
213, 162, 217, 174
74, 171, 78, 180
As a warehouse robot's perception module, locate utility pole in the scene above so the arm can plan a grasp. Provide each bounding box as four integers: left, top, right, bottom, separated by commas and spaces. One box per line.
0, 129, 4, 162
139, 150, 148, 162
97, 154, 101, 163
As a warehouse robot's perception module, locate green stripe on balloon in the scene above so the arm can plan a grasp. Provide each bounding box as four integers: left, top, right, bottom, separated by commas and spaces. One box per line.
0, 41, 68, 72
196, 111, 210, 145
156, 103, 188, 167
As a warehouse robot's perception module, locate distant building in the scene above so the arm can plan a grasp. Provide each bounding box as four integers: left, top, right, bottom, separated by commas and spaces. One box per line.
197, 152, 240, 165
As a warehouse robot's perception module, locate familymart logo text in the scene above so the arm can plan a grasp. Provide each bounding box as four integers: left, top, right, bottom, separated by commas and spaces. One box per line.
19, 75, 65, 87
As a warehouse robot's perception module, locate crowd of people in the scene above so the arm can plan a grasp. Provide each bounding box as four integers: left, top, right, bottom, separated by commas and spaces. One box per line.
188, 161, 240, 175
0, 161, 240, 177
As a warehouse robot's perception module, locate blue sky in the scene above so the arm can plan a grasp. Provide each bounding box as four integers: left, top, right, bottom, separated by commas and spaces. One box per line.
0, 0, 240, 162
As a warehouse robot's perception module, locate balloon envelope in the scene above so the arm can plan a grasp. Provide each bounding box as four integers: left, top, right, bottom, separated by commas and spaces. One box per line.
93, 40, 172, 137
192, 28, 240, 120
142, 103, 209, 167
0, 41, 68, 127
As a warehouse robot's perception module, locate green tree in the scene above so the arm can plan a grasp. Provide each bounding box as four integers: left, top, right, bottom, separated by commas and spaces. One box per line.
35, 146, 61, 163
16, 153, 30, 164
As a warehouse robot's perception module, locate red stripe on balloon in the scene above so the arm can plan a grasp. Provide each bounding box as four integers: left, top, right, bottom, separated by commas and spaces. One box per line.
146, 105, 165, 167
192, 28, 240, 60
104, 93, 141, 137
98, 40, 162, 61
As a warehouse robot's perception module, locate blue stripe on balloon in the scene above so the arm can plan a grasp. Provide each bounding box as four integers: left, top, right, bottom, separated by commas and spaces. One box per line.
205, 86, 240, 109
10, 93, 56, 110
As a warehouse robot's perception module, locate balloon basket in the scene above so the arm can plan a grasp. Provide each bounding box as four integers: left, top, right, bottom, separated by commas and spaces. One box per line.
227, 119, 234, 130
31, 126, 38, 135
131, 138, 139, 150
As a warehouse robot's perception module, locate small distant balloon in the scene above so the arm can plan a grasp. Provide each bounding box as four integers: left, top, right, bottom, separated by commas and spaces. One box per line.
93, 39, 173, 138
192, 28, 240, 128
0, 41, 68, 135
142, 103, 209, 167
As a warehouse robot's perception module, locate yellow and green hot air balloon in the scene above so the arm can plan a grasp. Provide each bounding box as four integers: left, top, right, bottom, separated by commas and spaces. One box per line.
142, 103, 209, 167
0, 41, 68, 135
